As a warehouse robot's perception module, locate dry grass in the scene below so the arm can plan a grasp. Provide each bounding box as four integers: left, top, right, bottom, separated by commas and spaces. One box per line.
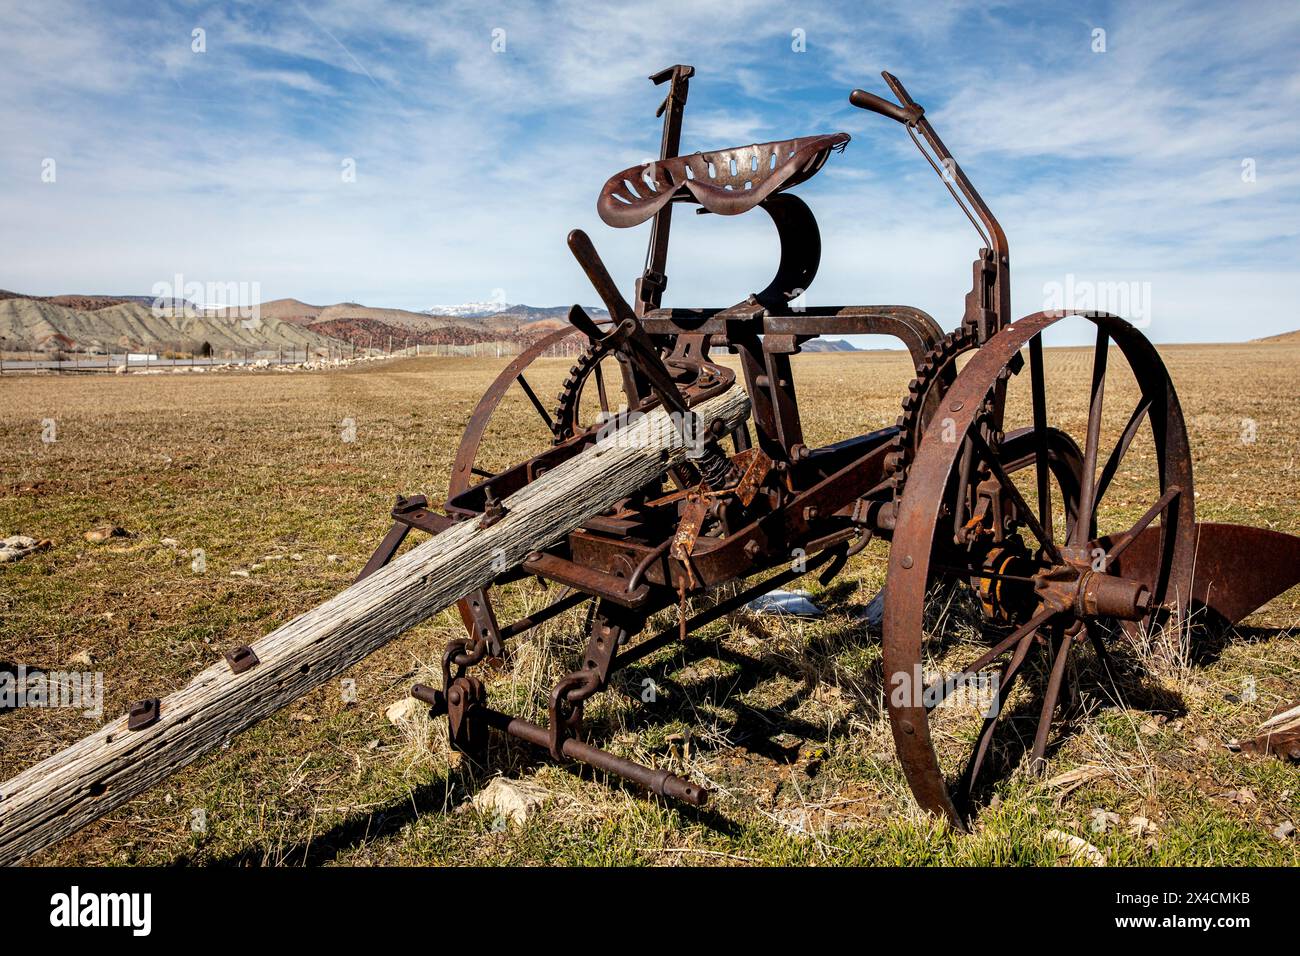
1, 338, 1297, 866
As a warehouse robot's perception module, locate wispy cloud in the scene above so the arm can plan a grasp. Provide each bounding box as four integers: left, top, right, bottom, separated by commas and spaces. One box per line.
0, 0, 1296, 341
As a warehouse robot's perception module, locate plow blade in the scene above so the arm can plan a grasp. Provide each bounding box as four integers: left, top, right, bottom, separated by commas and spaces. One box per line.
1108, 522, 1300, 628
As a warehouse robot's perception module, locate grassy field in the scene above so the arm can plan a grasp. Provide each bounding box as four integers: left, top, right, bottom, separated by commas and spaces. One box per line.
1, 340, 1297, 866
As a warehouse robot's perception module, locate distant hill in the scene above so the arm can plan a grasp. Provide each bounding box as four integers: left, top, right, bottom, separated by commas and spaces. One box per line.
314, 303, 478, 332
801, 338, 860, 353
309, 316, 502, 348
0, 289, 196, 312
1254, 329, 1300, 344
0, 290, 651, 357
241, 298, 324, 324
426, 302, 611, 332
0, 297, 341, 354
424, 300, 513, 319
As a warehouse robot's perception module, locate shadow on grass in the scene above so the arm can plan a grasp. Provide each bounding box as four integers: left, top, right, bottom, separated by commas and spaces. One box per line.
203, 772, 458, 867
199, 593, 1291, 864
202, 738, 744, 866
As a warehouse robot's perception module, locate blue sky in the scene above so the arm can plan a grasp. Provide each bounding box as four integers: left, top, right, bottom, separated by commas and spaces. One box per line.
2, 0, 1298, 343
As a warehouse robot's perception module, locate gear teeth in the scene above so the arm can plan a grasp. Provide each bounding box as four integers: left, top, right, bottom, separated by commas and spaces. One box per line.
887, 328, 978, 486
549, 338, 618, 445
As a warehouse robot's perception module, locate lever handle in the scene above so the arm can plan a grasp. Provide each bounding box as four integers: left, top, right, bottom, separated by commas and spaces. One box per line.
849, 72, 924, 125
566, 230, 688, 417
568, 229, 635, 320
849, 88, 912, 122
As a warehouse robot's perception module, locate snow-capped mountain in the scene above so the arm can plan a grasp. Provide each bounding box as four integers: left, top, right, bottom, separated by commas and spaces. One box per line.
424, 301, 514, 319
424, 302, 612, 327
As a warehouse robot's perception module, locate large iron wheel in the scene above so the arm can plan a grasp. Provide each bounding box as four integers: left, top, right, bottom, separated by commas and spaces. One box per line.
449, 327, 630, 497
882, 311, 1196, 827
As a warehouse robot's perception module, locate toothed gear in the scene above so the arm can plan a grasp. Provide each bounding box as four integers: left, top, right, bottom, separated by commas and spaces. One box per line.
550, 338, 622, 444
884, 325, 980, 497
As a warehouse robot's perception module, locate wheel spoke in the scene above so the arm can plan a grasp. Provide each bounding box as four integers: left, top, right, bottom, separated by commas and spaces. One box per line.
934, 564, 1041, 585
516, 374, 554, 430
924, 605, 1056, 712
1028, 333, 1053, 542
1071, 327, 1109, 546
1104, 485, 1181, 564
593, 359, 610, 414
969, 429, 1063, 563
1029, 628, 1074, 772
955, 628, 1037, 809
1092, 398, 1150, 524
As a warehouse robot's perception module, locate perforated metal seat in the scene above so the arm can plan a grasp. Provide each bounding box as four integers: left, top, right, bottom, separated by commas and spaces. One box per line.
597, 132, 850, 228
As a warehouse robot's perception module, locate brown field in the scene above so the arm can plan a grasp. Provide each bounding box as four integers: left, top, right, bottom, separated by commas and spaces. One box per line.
1, 339, 1298, 866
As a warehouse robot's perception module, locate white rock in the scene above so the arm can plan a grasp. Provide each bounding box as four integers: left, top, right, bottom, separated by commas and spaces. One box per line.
385, 697, 426, 726
1046, 828, 1106, 866
229, 569, 250, 578
471, 777, 550, 826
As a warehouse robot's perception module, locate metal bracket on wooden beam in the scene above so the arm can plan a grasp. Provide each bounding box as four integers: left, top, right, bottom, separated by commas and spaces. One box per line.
223, 645, 260, 674
127, 698, 160, 731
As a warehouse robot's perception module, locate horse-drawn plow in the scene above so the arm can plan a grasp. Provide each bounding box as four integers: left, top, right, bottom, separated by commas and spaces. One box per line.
3, 67, 1298, 863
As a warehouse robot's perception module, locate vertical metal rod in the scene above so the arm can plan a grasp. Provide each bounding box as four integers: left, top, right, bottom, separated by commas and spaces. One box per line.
1073, 328, 1109, 545
635, 65, 693, 316
1030, 629, 1073, 771
1028, 333, 1053, 543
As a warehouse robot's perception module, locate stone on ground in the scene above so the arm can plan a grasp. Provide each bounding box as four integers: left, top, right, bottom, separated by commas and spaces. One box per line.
385, 697, 426, 726
471, 777, 550, 826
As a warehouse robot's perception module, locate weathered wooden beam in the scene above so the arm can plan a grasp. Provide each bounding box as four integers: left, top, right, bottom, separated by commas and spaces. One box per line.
0, 388, 750, 865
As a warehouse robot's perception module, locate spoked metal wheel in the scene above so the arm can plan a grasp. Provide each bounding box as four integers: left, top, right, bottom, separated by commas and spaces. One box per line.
449, 327, 634, 496
882, 311, 1196, 827
444, 325, 636, 651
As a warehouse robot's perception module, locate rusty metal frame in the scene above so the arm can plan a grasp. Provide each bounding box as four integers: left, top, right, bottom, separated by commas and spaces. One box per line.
352, 67, 1300, 820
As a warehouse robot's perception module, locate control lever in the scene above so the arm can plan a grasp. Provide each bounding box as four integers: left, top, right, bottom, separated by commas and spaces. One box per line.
567, 229, 736, 488
567, 229, 689, 418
